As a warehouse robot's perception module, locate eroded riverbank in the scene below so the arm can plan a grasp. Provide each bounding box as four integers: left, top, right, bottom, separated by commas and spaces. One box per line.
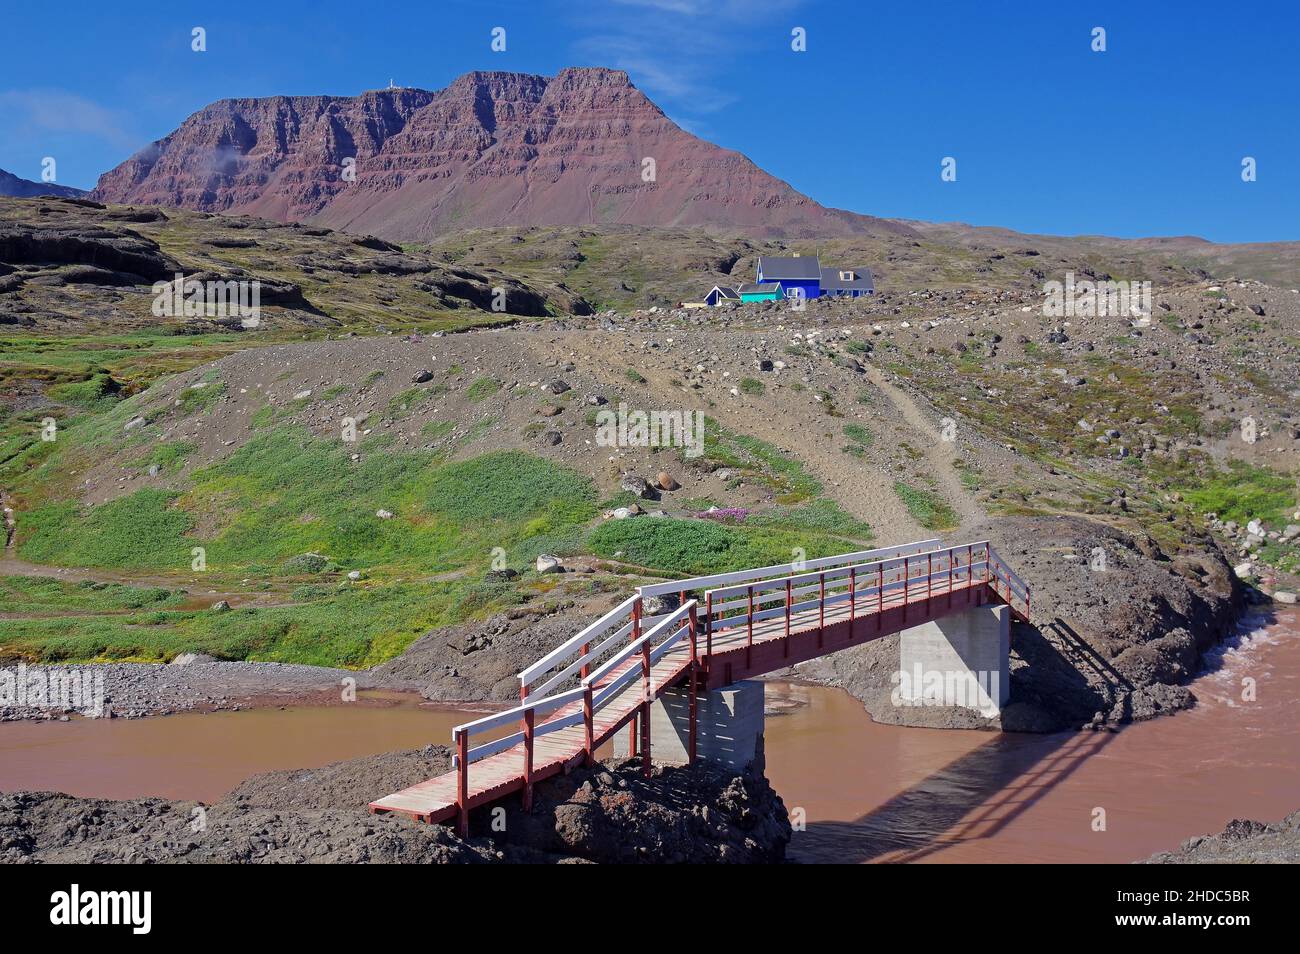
1, 609, 1294, 863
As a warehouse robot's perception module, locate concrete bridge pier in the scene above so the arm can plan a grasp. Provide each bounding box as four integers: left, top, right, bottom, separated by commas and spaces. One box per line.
897, 604, 1010, 717
615, 680, 764, 771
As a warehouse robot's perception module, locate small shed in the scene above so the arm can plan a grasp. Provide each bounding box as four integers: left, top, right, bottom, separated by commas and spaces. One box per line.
737, 282, 783, 302
705, 285, 740, 307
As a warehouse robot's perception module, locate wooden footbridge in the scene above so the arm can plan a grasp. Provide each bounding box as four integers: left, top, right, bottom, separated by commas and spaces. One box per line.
369, 539, 1030, 835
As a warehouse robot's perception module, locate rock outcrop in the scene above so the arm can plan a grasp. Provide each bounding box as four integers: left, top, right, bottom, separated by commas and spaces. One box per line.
1146, 810, 1300, 863
776, 515, 1245, 733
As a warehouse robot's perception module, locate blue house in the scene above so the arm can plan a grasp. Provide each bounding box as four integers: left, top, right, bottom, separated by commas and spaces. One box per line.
756, 255, 822, 300
754, 255, 875, 299
701, 255, 875, 304
819, 265, 874, 298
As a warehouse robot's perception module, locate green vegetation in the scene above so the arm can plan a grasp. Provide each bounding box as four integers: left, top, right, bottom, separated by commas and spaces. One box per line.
625, 368, 647, 384
420, 419, 455, 440
1180, 461, 1296, 526
748, 499, 873, 540
249, 404, 275, 429
385, 387, 433, 417
18, 490, 196, 568
843, 422, 873, 446
953, 459, 982, 492
465, 376, 500, 402
0, 576, 182, 615
699, 420, 821, 504
0, 579, 529, 667
174, 377, 226, 415
840, 422, 873, 459
15, 428, 600, 575
47, 372, 121, 409
739, 377, 765, 396
894, 481, 959, 531
586, 516, 863, 577
132, 440, 197, 474
4, 428, 605, 664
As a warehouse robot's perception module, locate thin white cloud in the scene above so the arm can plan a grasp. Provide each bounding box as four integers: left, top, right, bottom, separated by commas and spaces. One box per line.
0, 88, 138, 152
573, 0, 805, 114
611, 0, 801, 14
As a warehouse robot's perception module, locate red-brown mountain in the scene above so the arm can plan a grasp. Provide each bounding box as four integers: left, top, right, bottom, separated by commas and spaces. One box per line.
92, 68, 911, 241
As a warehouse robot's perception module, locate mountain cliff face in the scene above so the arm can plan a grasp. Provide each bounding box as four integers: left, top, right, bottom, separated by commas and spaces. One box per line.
0, 168, 87, 199
92, 68, 907, 241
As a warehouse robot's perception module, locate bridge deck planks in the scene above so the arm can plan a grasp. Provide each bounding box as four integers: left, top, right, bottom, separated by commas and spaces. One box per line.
370, 571, 1008, 823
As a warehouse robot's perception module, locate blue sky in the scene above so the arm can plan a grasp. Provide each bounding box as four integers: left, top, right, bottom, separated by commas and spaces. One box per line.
1, 0, 1295, 243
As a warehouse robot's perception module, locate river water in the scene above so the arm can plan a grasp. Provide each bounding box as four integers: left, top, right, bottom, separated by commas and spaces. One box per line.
0, 609, 1295, 863
766, 606, 1300, 862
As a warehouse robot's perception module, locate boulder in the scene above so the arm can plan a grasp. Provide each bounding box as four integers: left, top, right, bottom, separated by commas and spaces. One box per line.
620, 475, 658, 500
170, 653, 218, 665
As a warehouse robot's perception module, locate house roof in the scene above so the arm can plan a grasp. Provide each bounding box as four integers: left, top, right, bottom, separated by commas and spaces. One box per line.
819, 266, 875, 291
707, 285, 740, 299
737, 282, 782, 294
758, 255, 821, 280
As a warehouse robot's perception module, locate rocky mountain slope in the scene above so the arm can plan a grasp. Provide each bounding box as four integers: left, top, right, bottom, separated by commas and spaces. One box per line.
92, 68, 904, 242
0, 168, 86, 200
2, 194, 1296, 735
0, 195, 588, 336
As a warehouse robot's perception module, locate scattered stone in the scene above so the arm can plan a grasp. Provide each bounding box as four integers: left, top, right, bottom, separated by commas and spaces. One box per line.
536, 554, 563, 574
170, 653, 218, 666
620, 475, 658, 499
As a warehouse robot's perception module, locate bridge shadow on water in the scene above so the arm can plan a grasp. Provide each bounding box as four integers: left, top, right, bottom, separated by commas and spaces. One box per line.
793, 727, 1114, 863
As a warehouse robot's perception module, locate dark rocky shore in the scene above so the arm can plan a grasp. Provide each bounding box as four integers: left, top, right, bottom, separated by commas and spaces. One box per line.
0, 746, 790, 863
770, 515, 1245, 733
1146, 811, 1300, 864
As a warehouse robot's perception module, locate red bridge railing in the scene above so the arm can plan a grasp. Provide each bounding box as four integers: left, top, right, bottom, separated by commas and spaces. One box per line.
438, 540, 1029, 834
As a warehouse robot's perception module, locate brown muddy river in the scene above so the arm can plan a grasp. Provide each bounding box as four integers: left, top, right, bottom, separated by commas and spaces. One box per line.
0, 609, 1296, 863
